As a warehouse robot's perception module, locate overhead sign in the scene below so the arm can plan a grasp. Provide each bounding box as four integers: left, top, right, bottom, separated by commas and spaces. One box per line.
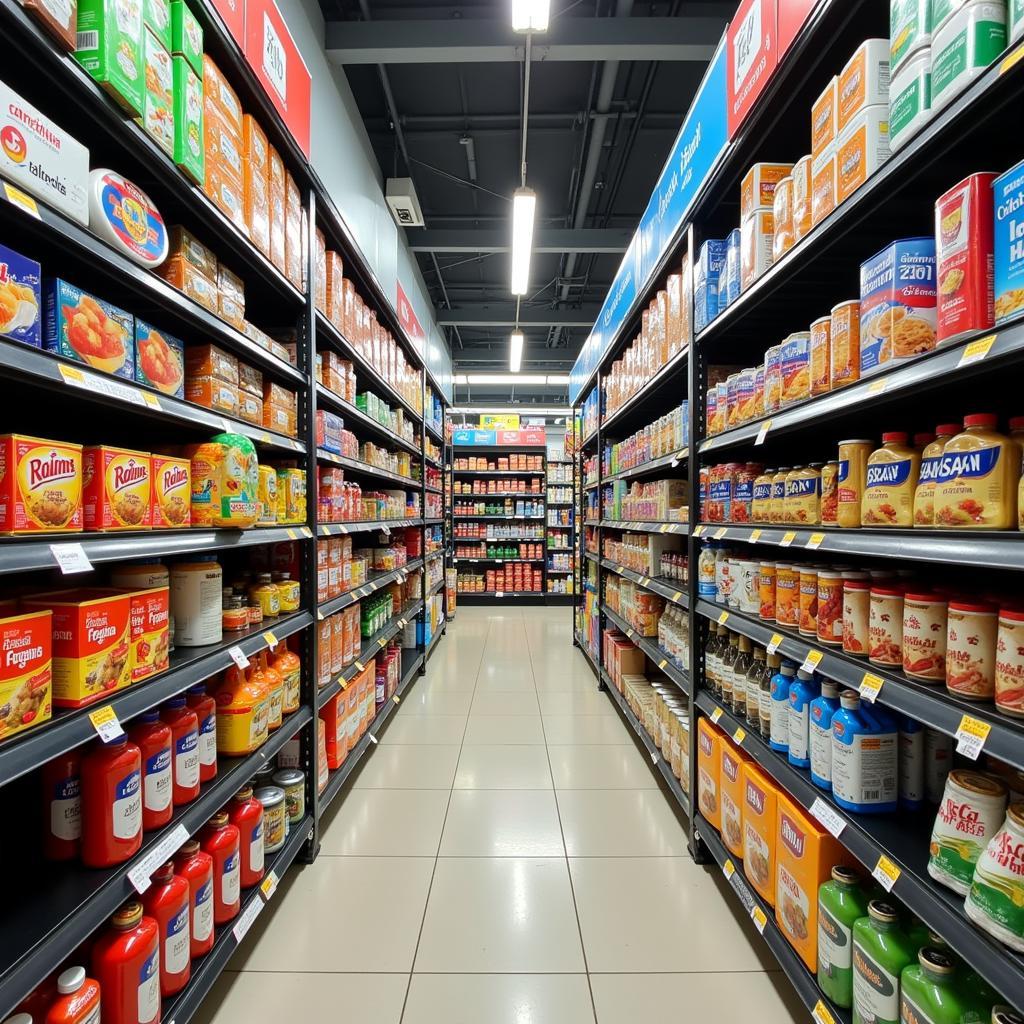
778, 0, 820, 57
481, 415, 520, 429
209, 0, 244, 45
452, 428, 496, 446
497, 428, 546, 446
727, 0, 778, 137
396, 281, 426, 356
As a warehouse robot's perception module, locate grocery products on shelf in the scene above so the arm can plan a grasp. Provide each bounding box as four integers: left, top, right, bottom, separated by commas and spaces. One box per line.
601, 478, 688, 523
453, 477, 542, 495
601, 403, 689, 477
453, 453, 544, 472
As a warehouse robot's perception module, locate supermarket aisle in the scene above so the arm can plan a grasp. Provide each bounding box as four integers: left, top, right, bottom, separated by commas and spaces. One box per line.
197, 607, 803, 1023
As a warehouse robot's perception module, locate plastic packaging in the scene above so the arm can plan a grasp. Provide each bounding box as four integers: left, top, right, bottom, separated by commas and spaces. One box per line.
186, 683, 218, 782
161, 696, 200, 805
809, 682, 841, 790
852, 901, 916, 1024
228, 785, 265, 887
45, 967, 101, 1024
41, 753, 81, 861
787, 669, 819, 769
831, 691, 898, 813
90, 903, 160, 1024
201, 811, 241, 924
141, 862, 190, 996
128, 711, 172, 830
173, 840, 214, 958
80, 736, 142, 867
769, 661, 796, 753
818, 866, 870, 1009
88, 170, 169, 268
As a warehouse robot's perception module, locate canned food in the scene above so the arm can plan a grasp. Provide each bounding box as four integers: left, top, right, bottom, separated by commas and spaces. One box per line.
758, 561, 777, 621
776, 564, 799, 628
254, 785, 288, 853
946, 600, 998, 700
821, 461, 839, 524
799, 567, 819, 637
809, 316, 831, 395
869, 585, 905, 667
817, 570, 844, 646
842, 573, 871, 656
903, 591, 948, 682
996, 607, 1024, 717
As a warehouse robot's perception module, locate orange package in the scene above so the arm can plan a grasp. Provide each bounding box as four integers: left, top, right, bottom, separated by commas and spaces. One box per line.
284, 172, 303, 289
83, 445, 151, 531
792, 155, 813, 240
720, 739, 752, 860
321, 690, 347, 769
23, 589, 132, 708
742, 762, 779, 906
205, 158, 247, 236
811, 151, 837, 228
263, 382, 296, 413
325, 251, 343, 327
238, 392, 263, 425
203, 100, 246, 231
0, 609, 52, 741
158, 257, 218, 313
238, 363, 263, 397
168, 225, 218, 279
811, 77, 838, 159
120, 586, 170, 683
263, 403, 296, 437
697, 717, 723, 830
151, 454, 190, 528
202, 55, 243, 134
0, 434, 82, 535
268, 145, 286, 273
317, 618, 332, 688
185, 343, 239, 384
186, 376, 240, 417
243, 114, 271, 257
342, 279, 356, 340
314, 228, 327, 314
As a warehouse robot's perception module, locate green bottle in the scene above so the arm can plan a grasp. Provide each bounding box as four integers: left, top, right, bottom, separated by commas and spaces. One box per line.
852, 901, 917, 1024
818, 866, 870, 1008
899, 948, 989, 1024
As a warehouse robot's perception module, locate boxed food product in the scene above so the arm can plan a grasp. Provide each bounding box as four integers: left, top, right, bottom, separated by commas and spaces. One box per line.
238, 362, 263, 397
836, 104, 891, 204
144, 0, 170, 46
837, 38, 891, 133
151, 453, 190, 527
269, 145, 286, 271
325, 251, 344, 325
277, 468, 305, 523
120, 585, 169, 681
171, 55, 204, 185
740, 209, 774, 290
157, 256, 217, 311
218, 263, 245, 310
891, 0, 933, 71
43, 279, 134, 379
170, 0, 202, 74
204, 103, 246, 232
167, 224, 217, 278
201, 54, 241, 132
74, 0, 144, 112
932, 1, 1006, 109
742, 761, 779, 906
83, 445, 151, 530
772, 176, 795, 261
264, 403, 297, 437
811, 77, 838, 158
243, 115, 271, 257
0, 609, 52, 741
811, 148, 837, 227
315, 229, 327, 313
284, 172, 303, 288
0, 243, 42, 349
722, 228, 741, 308
263, 381, 296, 413
22, 0, 77, 49
889, 47, 932, 149
694, 238, 727, 333
994, 158, 1024, 325
238, 391, 262, 425
720, 740, 752, 859
0, 80, 90, 226
186, 376, 239, 415
741, 163, 793, 220
217, 273, 245, 328
696, 717, 722, 829
1014, 0, 1024, 41
859, 237, 937, 374
134, 321, 184, 397
23, 589, 132, 707
792, 155, 813, 240
0, 434, 83, 534
184, 342, 238, 384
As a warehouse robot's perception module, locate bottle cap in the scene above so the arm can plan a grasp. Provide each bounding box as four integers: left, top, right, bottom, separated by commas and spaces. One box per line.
831, 865, 860, 885
164, 696, 187, 709
208, 811, 229, 828
919, 948, 956, 975
152, 861, 174, 883
234, 786, 254, 802
137, 709, 160, 723
867, 900, 899, 924
840, 690, 860, 709
111, 902, 144, 930
56, 967, 86, 995
820, 682, 839, 697
964, 413, 997, 429
881, 432, 909, 444
937, 422, 963, 435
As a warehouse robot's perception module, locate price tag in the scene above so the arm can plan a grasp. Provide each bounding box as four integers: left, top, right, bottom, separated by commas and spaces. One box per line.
732, 727, 746, 744
810, 798, 847, 838
748, 529, 762, 543
382, 525, 391, 536
813, 1000, 837, 1024
955, 715, 991, 759
1000, 42, 1024, 74
367, 733, 378, 745
867, 377, 889, 395
50, 542, 93, 575
337, 677, 348, 691
128, 824, 190, 893
800, 649, 823, 673
89, 705, 125, 743
229, 646, 250, 670
672, 591, 683, 603
755, 420, 772, 446
751, 906, 768, 933
872, 854, 901, 892
859, 673, 884, 703
57, 363, 88, 386
780, 531, 796, 547
692, 524, 705, 537
232, 897, 264, 942
286, 528, 298, 540
263, 631, 278, 650
260, 870, 280, 901
317, 610, 324, 620
660, 523, 671, 533
496, 591, 504, 598
766, 633, 783, 654
300, 527, 313, 538
713, 527, 728, 540
650, 750, 659, 765
718, 611, 729, 625
806, 532, 826, 550
710, 707, 724, 724
4, 182, 40, 218
378, 636, 388, 648
722, 858, 736, 879
141, 391, 162, 409
958, 334, 996, 367
658, 659, 668, 670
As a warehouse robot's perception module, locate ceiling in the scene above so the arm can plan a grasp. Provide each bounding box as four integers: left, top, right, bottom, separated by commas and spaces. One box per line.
320, 0, 732, 402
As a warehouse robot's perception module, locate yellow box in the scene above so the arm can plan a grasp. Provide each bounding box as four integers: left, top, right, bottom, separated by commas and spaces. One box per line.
742, 761, 779, 907
720, 739, 752, 859
741, 163, 793, 221
0, 609, 52, 740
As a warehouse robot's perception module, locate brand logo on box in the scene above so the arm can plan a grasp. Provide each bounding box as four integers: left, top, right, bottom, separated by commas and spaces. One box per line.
263, 12, 287, 100
1, 125, 26, 163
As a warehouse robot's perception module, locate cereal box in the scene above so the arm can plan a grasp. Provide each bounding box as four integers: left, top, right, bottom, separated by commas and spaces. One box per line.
994, 158, 1024, 325
120, 585, 169, 682
891, 0, 932, 71
170, 0, 202, 73
742, 761, 779, 906
172, 56, 204, 185
134, 324, 183, 401
741, 163, 793, 220
836, 105, 890, 205
144, 0, 169, 46
75, 0, 145, 116
811, 77, 838, 159
151, 453, 190, 527
157, 256, 217, 311
859, 237, 937, 375
22, 0, 77, 50
0, 434, 83, 534
0, 243, 42, 349
720, 739, 752, 859
0, 609, 52, 741
697, 717, 723, 830
935, 172, 996, 344
186, 376, 239, 415
838, 39, 890, 133
43, 279, 134, 380
23, 589, 132, 708
83, 445, 152, 531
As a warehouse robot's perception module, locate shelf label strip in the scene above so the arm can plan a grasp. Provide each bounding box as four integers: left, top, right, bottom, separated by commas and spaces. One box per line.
232, 896, 264, 943
128, 824, 191, 893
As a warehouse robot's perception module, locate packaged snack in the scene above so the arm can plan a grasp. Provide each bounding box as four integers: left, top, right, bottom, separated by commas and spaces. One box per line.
697, 718, 722, 829
792, 155, 813, 240
994, 158, 1024, 325
0, 434, 83, 533
242, 115, 270, 257
83, 445, 152, 530
22, 0, 77, 49
811, 78, 838, 159
87, 168, 169, 268
836, 105, 890, 204
43, 280, 134, 379
258, 465, 278, 524
741, 163, 793, 219
184, 433, 259, 527
135, 321, 184, 397
0, 243, 42, 349
186, 376, 239, 416
830, 300, 861, 387
238, 391, 262, 425
171, 56, 204, 185
185, 343, 238, 384
276, 468, 305, 523
0, 609, 52, 740
170, 0, 202, 74
891, 0, 933, 71
167, 225, 217, 278
156, 257, 218, 312
217, 263, 246, 329
201, 54, 242, 132
263, 403, 297, 438
139, 28, 174, 156
889, 48, 932, 149
741, 209, 773, 290
75, 0, 145, 115
263, 381, 296, 412
742, 761, 779, 906
809, 316, 831, 395
932, 1, 1007, 110
811, 148, 837, 227
837, 38, 890, 133
151, 453, 190, 528
121, 585, 170, 681
144, 0, 170, 46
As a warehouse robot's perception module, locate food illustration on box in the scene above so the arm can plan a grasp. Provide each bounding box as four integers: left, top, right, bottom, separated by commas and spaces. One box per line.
83, 445, 151, 530
135, 321, 184, 396
45, 280, 133, 378
0, 244, 41, 348
0, 609, 53, 740
0, 434, 83, 533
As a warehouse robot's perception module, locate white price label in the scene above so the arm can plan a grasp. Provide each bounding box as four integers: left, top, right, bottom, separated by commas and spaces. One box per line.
262, 11, 287, 100
229, 646, 251, 670
496, 591, 504, 598
755, 419, 772, 446
88, 705, 125, 743
766, 633, 783, 655
810, 798, 847, 838
800, 649, 824, 674
955, 715, 991, 759
859, 673, 884, 703
650, 751, 659, 764
50, 543, 93, 575
751, 906, 768, 934
368, 733, 379, 745
260, 870, 279, 901
872, 855, 901, 892
128, 824, 190, 893
232, 896, 264, 943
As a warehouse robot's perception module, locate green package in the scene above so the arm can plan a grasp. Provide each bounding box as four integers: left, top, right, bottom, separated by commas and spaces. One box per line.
852, 901, 917, 1024
172, 55, 204, 184
140, 28, 174, 156
817, 866, 870, 1010
900, 949, 991, 1024
144, 0, 169, 48
170, 0, 203, 75
75, 0, 145, 116
890, 0, 932, 71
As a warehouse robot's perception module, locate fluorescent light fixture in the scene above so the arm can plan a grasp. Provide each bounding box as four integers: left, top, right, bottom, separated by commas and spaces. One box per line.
512, 0, 550, 31
452, 406, 572, 416
510, 187, 536, 296
510, 331, 524, 373
545, 374, 571, 384
453, 373, 570, 386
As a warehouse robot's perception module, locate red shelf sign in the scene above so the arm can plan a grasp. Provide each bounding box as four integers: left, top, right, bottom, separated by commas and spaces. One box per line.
727, 0, 778, 137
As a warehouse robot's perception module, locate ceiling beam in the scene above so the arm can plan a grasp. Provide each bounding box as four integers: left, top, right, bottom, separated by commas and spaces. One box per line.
324, 16, 725, 64
437, 306, 601, 328
407, 228, 630, 255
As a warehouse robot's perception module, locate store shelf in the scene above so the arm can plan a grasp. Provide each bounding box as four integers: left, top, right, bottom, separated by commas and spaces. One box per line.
547, 546, 574, 552
425, 485, 443, 495
424, 452, 443, 469
547, 567, 573, 573
452, 493, 544, 499
452, 469, 545, 477
584, 550, 599, 563
457, 591, 546, 600
0, 609, 312, 786
317, 519, 422, 537
424, 625, 445, 662
577, 640, 600, 680
600, 604, 690, 695
454, 557, 544, 564
316, 450, 420, 489
425, 421, 445, 443
599, 520, 689, 536
600, 346, 688, 436
315, 386, 421, 455
426, 577, 445, 598
603, 448, 689, 483
425, 549, 445, 562
454, 514, 545, 520
694, 599, 1024, 773
600, 559, 688, 608
0, 707, 312, 1019
317, 560, 424, 618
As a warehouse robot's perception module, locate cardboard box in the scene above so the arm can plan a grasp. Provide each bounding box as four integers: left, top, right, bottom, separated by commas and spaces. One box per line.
83, 445, 151, 531
134, 320, 184, 397
138, 28, 174, 157
151, 453, 190, 527
186, 375, 239, 415
838, 39, 890, 133
284, 171, 303, 288
720, 739, 752, 859
836, 104, 890, 204
238, 391, 263, 425
144, 0, 170, 48
0, 434, 83, 534
812, 77, 838, 159
0, 609, 52, 740
171, 56, 204, 185
121, 585, 169, 682
43, 279, 134, 379
167, 224, 217, 278
75, 0, 145, 116
697, 718, 723, 830
269, 145, 287, 272
263, 402, 297, 437
201, 53, 241, 133
741, 163, 793, 220
157, 256, 217, 311
170, 0, 202, 74
243, 116, 271, 256
315, 229, 327, 314
811, 148, 837, 227
22, 0, 76, 49
263, 381, 296, 412
0, 243, 42, 349
741, 210, 774, 290
238, 362, 263, 397
994, 159, 1024, 325
742, 761, 779, 906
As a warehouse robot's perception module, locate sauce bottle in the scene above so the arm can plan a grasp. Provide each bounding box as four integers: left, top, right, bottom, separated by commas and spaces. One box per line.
41, 753, 81, 861
273, 639, 302, 715
809, 681, 841, 790
141, 862, 190, 996
91, 903, 160, 1024
899, 948, 990, 1024
720, 631, 739, 712
161, 697, 200, 806
172, 840, 214, 958
705, 622, 723, 698
201, 812, 241, 924
186, 684, 217, 783
744, 645, 766, 730
787, 668, 819, 769
213, 665, 270, 756
818, 866, 870, 1009
731, 635, 753, 720
831, 691, 898, 814
759, 650, 780, 741
862, 432, 920, 527
254, 651, 284, 731
837, 440, 873, 528
44, 967, 100, 1024
769, 660, 795, 753
80, 737, 143, 868
228, 786, 265, 888
852, 901, 916, 1024
770, 468, 789, 524
914, 423, 961, 526
128, 711, 172, 831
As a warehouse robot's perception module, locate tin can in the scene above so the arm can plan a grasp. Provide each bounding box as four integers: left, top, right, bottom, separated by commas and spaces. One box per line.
764, 344, 783, 412
759, 561, 777, 621
817, 569, 844, 646
965, 802, 1024, 951
842, 573, 871, 657
830, 300, 861, 387
799, 567, 819, 637
788, 464, 822, 525
732, 463, 763, 524
903, 591, 948, 682
780, 332, 811, 406
706, 386, 720, 435
736, 367, 758, 423
776, 564, 799, 628
996, 607, 1024, 717
946, 600, 998, 700
809, 316, 832, 395
752, 471, 774, 523
736, 561, 760, 614
726, 373, 740, 428
821, 461, 839, 524
770, 468, 790, 524
869, 585, 905, 667
254, 785, 288, 853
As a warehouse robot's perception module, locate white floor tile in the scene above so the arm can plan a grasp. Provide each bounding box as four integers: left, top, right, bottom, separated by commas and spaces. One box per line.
463, 714, 547, 744
556, 789, 690, 857
403, 974, 595, 1024
548, 744, 659, 789
440, 789, 564, 856
380, 714, 468, 745
350, 743, 461, 789
455, 744, 553, 789
542, 714, 633, 745
539, 690, 619, 717
471, 690, 542, 716
319, 788, 450, 856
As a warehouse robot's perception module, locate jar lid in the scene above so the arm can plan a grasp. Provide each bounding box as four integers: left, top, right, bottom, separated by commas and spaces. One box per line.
840, 690, 860, 708
1009, 803, 1024, 829
937, 422, 963, 435
949, 770, 1008, 798
919, 948, 956, 976
208, 811, 229, 828
964, 413, 998, 429
164, 696, 186, 709
111, 902, 144, 930
820, 681, 840, 698
837, 439, 874, 445
871, 584, 905, 597
152, 861, 174, 882
254, 785, 285, 807
831, 865, 860, 886
867, 900, 899, 924
57, 967, 86, 995
138, 709, 161, 723
949, 598, 996, 614
881, 432, 909, 444
234, 786, 254, 802
187, 683, 207, 695
178, 839, 200, 855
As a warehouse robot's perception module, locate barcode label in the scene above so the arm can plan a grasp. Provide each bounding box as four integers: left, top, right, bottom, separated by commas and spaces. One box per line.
77, 30, 99, 48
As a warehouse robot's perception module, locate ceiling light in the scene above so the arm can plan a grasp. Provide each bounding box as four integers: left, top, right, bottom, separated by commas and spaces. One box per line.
466, 373, 546, 385
512, 0, 550, 32
510, 332, 524, 373
451, 406, 572, 416
510, 187, 536, 296
545, 374, 571, 384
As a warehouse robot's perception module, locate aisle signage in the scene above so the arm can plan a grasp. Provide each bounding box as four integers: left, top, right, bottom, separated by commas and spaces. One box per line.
481, 414, 521, 429
728, 0, 778, 136
210, 0, 244, 44
396, 281, 426, 355
451, 427, 546, 446
452, 428, 496, 446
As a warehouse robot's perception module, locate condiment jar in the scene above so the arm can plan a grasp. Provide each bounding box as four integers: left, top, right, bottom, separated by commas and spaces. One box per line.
41, 753, 81, 862
821, 460, 839, 525
201, 812, 241, 924
170, 560, 223, 647
213, 665, 270, 756
272, 768, 306, 824
902, 592, 948, 682
186, 683, 218, 783
770, 468, 789, 524
775, 563, 799, 628
161, 696, 200, 806
273, 640, 302, 715
80, 736, 142, 868
842, 573, 871, 657
253, 650, 284, 731
752, 469, 773, 522
45, 967, 101, 1024
798, 567, 819, 637
228, 786, 265, 888
816, 570, 844, 646
758, 561, 777, 621
90, 903, 160, 1024
249, 573, 280, 619
869, 584, 905, 667
946, 599, 998, 699
965, 803, 1024, 952
789, 464, 822, 525
172, 840, 214, 958
128, 711, 172, 830
255, 785, 288, 853
272, 572, 301, 612
862, 432, 920, 527
141, 862, 190, 996
837, 439, 874, 528
222, 596, 249, 632
996, 607, 1024, 717
914, 423, 961, 526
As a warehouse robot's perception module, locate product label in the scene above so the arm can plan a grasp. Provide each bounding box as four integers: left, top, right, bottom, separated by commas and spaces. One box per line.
113, 769, 142, 840
98, 178, 168, 266
175, 728, 200, 789
49, 774, 81, 840
165, 903, 190, 975
995, 161, 1024, 325
250, 822, 265, 874
194, 879, 214, 941
853, 943, 899, 1024
832, 727, 898, 811
144, 747, 172, 812
967, 823, 1024, 938
810, 719, 832, 782
789, 702, 810, 763
222, 850, 240, 907
770, 676, 790, 748
137, 947, 160, 1024
197, 712, 216, 766
818, 905, 852, 987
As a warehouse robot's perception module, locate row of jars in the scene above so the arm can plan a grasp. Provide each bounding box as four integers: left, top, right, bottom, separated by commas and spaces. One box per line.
222, 572, 302, 632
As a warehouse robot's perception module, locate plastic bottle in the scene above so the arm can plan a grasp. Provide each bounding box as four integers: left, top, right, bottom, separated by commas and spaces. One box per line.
769, 660, 796, 753
201, 811, 241, 924
255, 651, 284, 731
720, 630, 739, 712
899, 948, 991, 1024
788, 668, 819, 768
862, 432, 920, 527
228, 785, 265, 888
852, 901, 917, 1024
758, 650, 779, 740
128, 711, 172, 830
80, 737, 143, 868
732, 635, 753, 721
213, 664, 270, 756
91, 902, 161, 1024
705, 623, 723, 698
273, 639, 302, 715
745, 645, 767, 730
818, 865, 870, 1009
141, 862, 190, 996
44, 967, 100, 1024
161, 697, 200, 806
913, 423, 961, 526
810, 681, 841, 790
831, 691, 899, 814
898, 715, 924, 811
172, 840, 214, 958
41, 753, 81, 861
186, 684, 217, 783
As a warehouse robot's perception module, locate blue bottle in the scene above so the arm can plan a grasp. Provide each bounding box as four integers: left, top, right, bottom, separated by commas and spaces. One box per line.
788, 668, 819, 769
898, 715, 924, 811
831, 691, 898, 814
809, 681, 841, 790
769, 660, 796, 753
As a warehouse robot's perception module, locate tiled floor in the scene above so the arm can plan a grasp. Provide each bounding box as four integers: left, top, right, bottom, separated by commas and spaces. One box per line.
196, 606, 804, 1024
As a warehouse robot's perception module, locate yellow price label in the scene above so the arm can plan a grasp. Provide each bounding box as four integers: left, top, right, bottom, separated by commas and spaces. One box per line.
88, 705, 124, 742
723, 858, 736, 879
859, 672, 884, 702
780, 531, 796, 547
718, 611, 729, 625
813, 1000, 837, 1024
141, 392, 161, 409
393, 694, 401, 704
658, 659, 668, 670
755, 419, 772, 446
867, 377, 888, 395
260, 870, 279, 900
748, 528, 762, 543
713, 527, 727, 540
766, 633, 783, 654
58, 363, 87, 385
354, 660, 364, 673
338, 677, 348, 691
4, 182, 40, 218
286, 528, 298, 540
807, 532, 826, 550
262, 631, 278, 649
1001, 42, 1024, 74
732, 727, 746, 744
693, 525, 706, 537
959, 334, 997, 367
751, 906, 768, 933
710, 707, 724, 724
872, 854, 901, 892
659, 523, 670, 533
672, 591, 682, 603
801, 649, 824, 673
955, 714, 992, 759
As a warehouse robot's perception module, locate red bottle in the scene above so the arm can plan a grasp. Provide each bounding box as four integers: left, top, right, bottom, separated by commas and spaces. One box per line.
17, 974, 59, 1023
160, 697, 200, 806
128, 711, 172, 831
172, 840, 214, 959
41, 753, 81, 861
227, 786, 265, 888
186, 684, 217, 783
91, 902, 160, 1024
45, 967, 100, 1024
201, 812, 240, 924
141, 862, 190, 996
80, 737, 142, 868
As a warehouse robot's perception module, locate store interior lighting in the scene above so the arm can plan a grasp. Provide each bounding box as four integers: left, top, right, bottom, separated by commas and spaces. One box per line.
510, 331, 524, 372
510, 187, 536, 296
511, 0, 550, 32
452, 374, 570, 385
